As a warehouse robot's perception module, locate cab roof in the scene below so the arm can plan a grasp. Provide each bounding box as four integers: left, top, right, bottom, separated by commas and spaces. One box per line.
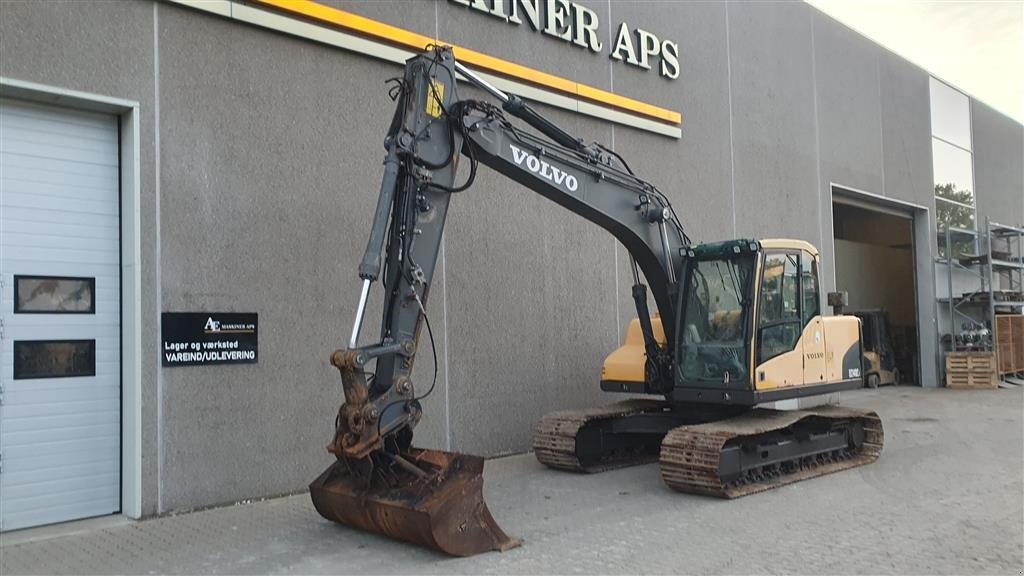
759, 238, 819, 256
688, 238, 819, 259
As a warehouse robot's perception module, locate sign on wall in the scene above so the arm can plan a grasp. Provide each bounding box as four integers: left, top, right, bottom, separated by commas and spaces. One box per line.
448, 0, 680, 79
162, 312, 258, 366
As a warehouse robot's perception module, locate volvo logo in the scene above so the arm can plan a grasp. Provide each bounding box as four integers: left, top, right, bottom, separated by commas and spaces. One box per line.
509, 143, 579, 192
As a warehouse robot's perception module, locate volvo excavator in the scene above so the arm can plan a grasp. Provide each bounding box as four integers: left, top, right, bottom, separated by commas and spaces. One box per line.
309, 46, 884, 556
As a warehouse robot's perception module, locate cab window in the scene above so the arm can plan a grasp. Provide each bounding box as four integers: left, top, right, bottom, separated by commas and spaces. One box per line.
758, 252, 801, 363
801, 251, 820, 325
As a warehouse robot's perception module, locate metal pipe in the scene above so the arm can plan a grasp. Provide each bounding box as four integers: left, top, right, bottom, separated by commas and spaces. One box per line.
659, 219, 676, 284
453, 61, 510, 104
349, 278, 371, 349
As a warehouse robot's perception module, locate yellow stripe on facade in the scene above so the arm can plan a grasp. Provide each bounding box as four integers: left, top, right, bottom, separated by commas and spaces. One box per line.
253, 0, 683, 126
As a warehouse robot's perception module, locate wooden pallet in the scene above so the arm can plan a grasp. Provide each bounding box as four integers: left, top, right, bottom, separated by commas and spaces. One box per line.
996, 315, 1024, 375
945, 352, 998, 389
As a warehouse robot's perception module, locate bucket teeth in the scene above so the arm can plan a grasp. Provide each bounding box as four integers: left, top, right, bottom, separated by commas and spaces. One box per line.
310, 449, 520, 557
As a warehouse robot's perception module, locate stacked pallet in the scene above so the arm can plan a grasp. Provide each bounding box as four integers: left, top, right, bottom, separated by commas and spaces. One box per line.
995, 315, 1024, 375
945, 352, 998, 389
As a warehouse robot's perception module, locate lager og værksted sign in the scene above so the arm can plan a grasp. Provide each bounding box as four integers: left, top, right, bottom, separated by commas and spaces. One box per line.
162, 312, 258, 366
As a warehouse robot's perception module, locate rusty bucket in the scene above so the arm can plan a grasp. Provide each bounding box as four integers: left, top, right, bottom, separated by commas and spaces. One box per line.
310, 448, 520, 557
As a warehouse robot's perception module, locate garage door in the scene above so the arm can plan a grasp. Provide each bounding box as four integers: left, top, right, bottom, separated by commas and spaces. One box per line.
0, 98, 121, 531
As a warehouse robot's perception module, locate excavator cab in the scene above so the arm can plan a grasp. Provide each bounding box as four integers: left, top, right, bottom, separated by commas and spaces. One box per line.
604, 238, 864, 404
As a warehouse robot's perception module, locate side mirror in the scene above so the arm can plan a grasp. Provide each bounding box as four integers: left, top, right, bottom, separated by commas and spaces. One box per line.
827, 291, 848, 315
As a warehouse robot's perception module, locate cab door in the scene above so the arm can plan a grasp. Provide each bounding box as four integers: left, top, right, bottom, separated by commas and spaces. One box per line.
800, 251, 827, 384
754, 251, 803, 389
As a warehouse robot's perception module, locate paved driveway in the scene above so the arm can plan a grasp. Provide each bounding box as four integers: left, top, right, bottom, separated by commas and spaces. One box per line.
2, 387, 1022, 574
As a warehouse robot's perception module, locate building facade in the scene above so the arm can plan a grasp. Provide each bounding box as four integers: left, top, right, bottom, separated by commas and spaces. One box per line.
1, 0, 1021, 529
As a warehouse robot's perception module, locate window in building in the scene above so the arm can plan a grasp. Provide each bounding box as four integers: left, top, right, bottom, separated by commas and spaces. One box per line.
14, 275, 95, 314
930, 78, 975, 258
929, 77, 972, 151
13, 340, 96, 380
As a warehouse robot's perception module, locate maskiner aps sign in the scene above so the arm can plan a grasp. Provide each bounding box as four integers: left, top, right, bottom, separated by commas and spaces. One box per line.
162, 312, 258, 366
449, 0, 680, 79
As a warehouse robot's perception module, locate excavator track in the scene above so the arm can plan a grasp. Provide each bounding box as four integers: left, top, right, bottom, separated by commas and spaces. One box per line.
660, 406, 883, 498
533, 399, 670, 473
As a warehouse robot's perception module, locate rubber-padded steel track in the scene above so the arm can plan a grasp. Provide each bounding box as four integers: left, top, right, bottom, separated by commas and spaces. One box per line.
659, 406, 883, 498
532, 399, 668, 473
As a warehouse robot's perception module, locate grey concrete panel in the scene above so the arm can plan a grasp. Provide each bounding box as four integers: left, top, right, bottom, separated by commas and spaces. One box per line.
437, 0, 611, 90
606, 2, 732, 245
156, 3, 449, 511
443, 100, 618, 455
879, 51, 933, 210
972, 100, 1024, 226
0, 0, 161, 516
811, 13, 883, 295
914, 209, 939, 387
728, 2, 820, 244
322, 0, 440, 38
812, 14, 883, 197
607, 2, 724, 116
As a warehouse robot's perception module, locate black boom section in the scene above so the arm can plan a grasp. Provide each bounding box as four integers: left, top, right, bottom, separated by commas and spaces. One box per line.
459, 111, 683, 344
349, 46, 687, 449
351, 49, 465, 441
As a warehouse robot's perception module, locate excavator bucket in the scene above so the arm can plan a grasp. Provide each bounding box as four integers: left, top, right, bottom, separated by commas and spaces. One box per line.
310, 448, 520, 557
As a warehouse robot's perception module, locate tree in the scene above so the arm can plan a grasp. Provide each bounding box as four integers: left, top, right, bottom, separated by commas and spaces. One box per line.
935, 182, 976, 257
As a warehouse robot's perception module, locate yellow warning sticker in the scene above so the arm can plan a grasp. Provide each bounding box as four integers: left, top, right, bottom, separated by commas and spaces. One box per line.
426, 80, 445, 118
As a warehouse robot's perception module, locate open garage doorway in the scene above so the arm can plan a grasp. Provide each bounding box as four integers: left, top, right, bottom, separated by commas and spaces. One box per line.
832, 194, 921, 386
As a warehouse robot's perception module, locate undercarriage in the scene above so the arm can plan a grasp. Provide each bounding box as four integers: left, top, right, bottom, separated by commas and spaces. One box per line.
534, 400, 883, 497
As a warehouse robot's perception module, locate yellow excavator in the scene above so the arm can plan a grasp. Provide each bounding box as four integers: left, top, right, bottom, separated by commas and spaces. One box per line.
309, 47, 883, 556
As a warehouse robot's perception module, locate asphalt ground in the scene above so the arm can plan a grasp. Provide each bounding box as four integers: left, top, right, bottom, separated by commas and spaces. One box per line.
2, 386, 1022, 575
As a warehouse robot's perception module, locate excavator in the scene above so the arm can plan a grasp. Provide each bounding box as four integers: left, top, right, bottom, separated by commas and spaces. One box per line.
309, 46, 884, 556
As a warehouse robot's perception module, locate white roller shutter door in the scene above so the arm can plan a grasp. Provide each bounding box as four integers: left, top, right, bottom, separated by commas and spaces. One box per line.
0, 98, 121, 531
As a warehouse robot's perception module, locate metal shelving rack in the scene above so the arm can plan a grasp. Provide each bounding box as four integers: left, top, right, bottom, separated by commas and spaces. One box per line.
984, 220, 1024, 323
937, 218, 1024, 356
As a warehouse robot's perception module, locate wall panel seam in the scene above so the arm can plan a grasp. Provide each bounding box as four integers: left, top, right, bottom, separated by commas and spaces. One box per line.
725, 1, 737, 238
810, 13, 825, 259
607, 0, 619, 346
153, 0, 164, 514
877, 51, 885, 197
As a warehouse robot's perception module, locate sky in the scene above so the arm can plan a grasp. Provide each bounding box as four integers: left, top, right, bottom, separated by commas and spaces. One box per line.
805, 0, 1023, 123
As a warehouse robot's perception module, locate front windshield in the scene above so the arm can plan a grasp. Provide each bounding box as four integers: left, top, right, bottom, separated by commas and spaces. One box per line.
677, 255, 755, 384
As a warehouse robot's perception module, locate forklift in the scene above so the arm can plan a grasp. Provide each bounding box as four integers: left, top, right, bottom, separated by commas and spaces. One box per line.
854, 309, 899, 388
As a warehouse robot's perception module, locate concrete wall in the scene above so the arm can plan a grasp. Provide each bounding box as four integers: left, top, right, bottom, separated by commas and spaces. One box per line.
972, 100, 1024, 227
154, 3, 404, 511
1, 0, 1021, 514
0, 0, 162, 515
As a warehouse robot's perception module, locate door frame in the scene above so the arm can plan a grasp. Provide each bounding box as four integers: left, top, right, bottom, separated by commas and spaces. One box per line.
828, 183, 938, 389
0, 78, 143, 520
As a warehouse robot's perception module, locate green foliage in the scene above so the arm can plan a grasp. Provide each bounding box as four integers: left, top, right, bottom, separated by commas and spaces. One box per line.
935, 182, 975, 230
935, 182, 976, 257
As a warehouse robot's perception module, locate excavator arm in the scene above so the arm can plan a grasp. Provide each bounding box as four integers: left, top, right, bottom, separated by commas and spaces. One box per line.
310, 46, 688, 556
340, 47, 687, 455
